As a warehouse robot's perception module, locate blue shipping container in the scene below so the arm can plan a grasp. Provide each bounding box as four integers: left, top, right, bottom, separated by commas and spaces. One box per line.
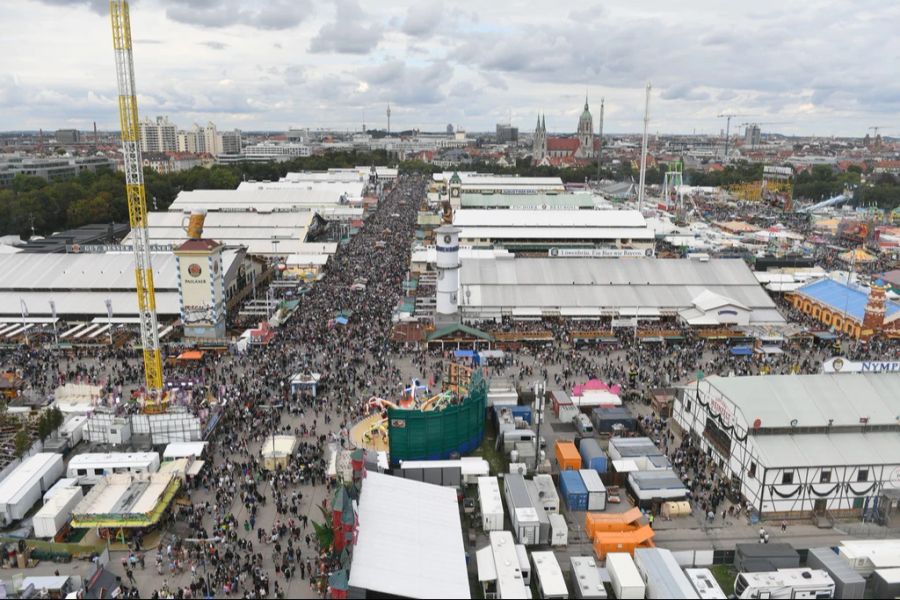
509, 405, 533, 425
493, 405, 533, 428
578, 438, 608, 473
559, 470, 588, 511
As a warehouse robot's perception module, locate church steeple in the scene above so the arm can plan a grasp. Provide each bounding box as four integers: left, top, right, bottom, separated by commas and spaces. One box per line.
585, 91, 589, 111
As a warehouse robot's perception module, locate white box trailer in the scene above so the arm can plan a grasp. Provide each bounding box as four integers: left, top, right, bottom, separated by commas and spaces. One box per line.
0, 453, 64, 525
606, 553, 646, 600
634, 548, 699, 599
570, 556, 607, 599
533, 474, 561, 513
733, 569, 835, 599
579, 469, 607, 511
516, 544, 532, 586
42, 478, 79, 502
838, 539, 900, 576
549, 513, 568, 547
59, 415, 86, 448
684, 568, 727, 599
478, 476, 505, 532
33, 486, 83, 538
531, 551, 569, 599
504, 473, 542, 546
67, 452, 160, 485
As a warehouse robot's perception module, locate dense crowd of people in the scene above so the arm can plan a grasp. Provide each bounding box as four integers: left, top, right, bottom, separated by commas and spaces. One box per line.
0, 173, 897, 597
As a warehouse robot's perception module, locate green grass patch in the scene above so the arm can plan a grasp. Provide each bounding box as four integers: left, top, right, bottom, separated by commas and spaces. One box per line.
710, 563, 736, 597
471, 423, 507, 475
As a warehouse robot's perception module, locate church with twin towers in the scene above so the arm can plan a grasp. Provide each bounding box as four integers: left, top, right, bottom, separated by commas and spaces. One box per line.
532, 95, 600, 165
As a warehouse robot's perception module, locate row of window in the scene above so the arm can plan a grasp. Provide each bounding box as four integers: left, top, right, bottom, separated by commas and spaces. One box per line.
749, 462, 869, 485
73, 466, 149, 477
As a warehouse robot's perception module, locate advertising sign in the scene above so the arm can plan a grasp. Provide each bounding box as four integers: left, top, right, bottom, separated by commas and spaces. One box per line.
179, 255, 223, 327
548, 247, 655, 258
823, 357, 900, 374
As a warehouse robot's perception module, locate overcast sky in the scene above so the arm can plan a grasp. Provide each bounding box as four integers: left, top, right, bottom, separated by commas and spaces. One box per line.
1, 0, 897, 136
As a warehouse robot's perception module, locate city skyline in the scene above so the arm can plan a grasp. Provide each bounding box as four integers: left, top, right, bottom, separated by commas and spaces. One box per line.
1, 0, 898, 136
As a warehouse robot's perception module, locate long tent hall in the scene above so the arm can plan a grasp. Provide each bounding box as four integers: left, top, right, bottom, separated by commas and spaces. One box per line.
0, 250, 243, 318
673, 373, 900, 514
122, 211, 316, 256
167, 189, 365, 217
458, 256, 785, 323
453, 209, 655, 249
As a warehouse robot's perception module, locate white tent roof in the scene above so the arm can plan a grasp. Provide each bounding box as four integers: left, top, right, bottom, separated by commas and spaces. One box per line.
460, 257, 784, 324
122, 211, 313, 255
0, 250, 241, 317
169, 187, 362, 212
349, 471, 470, 599
454, 209, 647, 228
704, 373, 900, 429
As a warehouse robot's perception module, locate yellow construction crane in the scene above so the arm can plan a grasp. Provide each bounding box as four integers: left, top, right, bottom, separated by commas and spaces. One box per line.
109, 1, 166, 413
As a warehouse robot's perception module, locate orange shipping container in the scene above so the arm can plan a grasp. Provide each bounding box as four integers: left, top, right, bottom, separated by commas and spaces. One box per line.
592, 525, 655, 560
585, 507, 644, 539
555, 440, 582, 471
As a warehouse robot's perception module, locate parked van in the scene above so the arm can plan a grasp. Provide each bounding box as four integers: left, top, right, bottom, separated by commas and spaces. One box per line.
574, 414, 594, 434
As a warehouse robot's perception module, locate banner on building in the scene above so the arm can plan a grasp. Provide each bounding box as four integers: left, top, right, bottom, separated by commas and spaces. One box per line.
548, 247, 655, 258
823, 357, 900, 374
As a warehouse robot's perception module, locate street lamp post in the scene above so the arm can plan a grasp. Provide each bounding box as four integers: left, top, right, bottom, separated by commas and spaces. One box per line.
49, 300, 58, 349
105, 299, 114, 345
19, 299, 29, 345
533, 381, 545, 473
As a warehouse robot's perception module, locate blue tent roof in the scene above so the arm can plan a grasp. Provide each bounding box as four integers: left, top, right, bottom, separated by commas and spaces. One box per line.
731, 346, 753, 356
795, 278, 900, 321
335, 316, 349, 325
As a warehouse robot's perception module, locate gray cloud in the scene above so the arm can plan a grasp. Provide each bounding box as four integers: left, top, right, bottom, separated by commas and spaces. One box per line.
165, 0, 313, 31
9, 0, 900, 134
200, 41, 227, 50
35, 0, 109, 15
310, 0, 382, 54
402, 2, 442, 37
661, 85, 710, 102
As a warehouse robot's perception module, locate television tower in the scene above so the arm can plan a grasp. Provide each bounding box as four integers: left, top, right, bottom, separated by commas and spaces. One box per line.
386, 104, 391, 134
638, 82, 651, 212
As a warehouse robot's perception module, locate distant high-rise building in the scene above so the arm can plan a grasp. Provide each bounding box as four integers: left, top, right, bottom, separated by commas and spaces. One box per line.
55, 129, 80, 144
287, 128, 308, 143
203, 122, 222, 155
744, 124, 761, 148
446, 123, 454, 134
220, 130, 242, 155
496, 123, 519, 144
139, 116, 177, 153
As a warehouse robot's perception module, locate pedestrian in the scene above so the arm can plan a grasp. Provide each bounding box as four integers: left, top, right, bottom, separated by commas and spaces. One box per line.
648, 513, 655, 528
781, 519, 787, 532
759, 527, 766, 543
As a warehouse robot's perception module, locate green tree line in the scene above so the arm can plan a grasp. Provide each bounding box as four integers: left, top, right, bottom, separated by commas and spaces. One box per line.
0, 150, 393, 239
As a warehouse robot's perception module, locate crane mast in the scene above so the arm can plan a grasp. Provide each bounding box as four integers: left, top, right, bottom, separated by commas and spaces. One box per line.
109, 0, 165, 411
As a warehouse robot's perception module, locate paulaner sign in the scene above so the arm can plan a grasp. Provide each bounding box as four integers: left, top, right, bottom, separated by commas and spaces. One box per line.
823, 357, 900, 374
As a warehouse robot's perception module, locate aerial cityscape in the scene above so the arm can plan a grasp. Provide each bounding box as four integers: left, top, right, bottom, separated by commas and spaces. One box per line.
0, 1, 899, 599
